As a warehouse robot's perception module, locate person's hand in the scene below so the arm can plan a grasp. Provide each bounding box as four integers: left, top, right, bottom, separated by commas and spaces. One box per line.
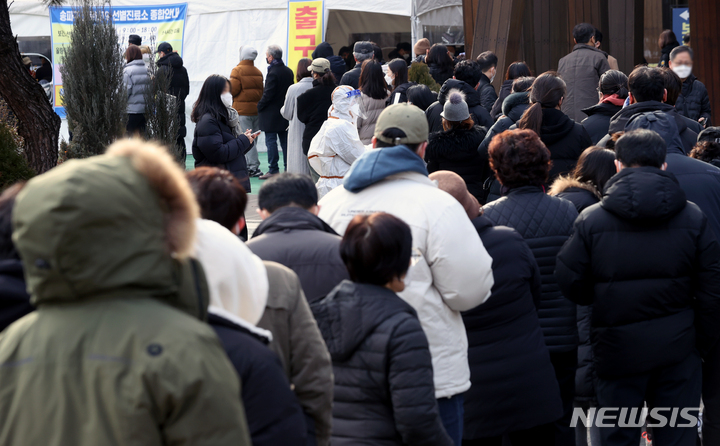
244, 129, 257, 144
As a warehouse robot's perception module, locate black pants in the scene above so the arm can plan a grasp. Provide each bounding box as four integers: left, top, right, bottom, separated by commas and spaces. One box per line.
596, 352, 702, 446
462, 422, 555, 446
126, 113, 146, 136
703, 341, 720, 445
550, 349, 579, 446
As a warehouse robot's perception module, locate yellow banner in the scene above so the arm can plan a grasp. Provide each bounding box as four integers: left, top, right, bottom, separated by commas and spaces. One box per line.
287, 0, 324, 79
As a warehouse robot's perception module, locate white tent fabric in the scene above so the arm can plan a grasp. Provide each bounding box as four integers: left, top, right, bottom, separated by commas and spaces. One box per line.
9, 0, 413, 148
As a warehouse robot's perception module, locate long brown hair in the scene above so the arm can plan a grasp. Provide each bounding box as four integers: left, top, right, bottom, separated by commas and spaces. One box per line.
442, 117, 474, 132
516, 72, 566, 136
658, 29, 679, 49
125, 45, 142, 63
296, 58, 312, 82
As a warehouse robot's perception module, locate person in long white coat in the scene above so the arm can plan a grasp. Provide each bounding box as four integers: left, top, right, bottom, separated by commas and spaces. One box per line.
307, 85, 367, 198
280, 58, 314, 175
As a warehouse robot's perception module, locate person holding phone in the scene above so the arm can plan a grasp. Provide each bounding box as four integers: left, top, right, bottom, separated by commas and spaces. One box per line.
192, 74, 258, 195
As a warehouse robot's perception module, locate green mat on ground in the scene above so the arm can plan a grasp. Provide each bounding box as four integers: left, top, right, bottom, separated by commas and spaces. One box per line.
185, 152, 272, 194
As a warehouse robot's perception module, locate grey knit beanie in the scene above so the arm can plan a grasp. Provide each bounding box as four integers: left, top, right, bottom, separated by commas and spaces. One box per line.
441, 89, 470, 122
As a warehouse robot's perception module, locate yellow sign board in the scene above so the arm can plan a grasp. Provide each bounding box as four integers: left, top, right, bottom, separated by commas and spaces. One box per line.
287, 0, 324, 78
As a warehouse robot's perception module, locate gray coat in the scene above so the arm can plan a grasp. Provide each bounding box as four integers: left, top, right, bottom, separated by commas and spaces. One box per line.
124, 60, 150, 114
558, 44, 611, 122
281, 76, 314, 175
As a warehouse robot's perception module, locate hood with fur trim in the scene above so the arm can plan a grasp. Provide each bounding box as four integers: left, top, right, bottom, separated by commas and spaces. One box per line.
548, 176, 602, 199
12, 139, 201, 310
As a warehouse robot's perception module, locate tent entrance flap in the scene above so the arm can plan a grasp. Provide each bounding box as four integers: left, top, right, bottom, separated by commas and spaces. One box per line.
326, 10, 411, 55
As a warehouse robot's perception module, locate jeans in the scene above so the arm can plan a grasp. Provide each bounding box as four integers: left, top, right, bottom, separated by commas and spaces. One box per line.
265, 130, 288, 174
237, 115, 260, 172
596, 351, 702, 446
438, 393, 464, 446
550, 349, 579, 446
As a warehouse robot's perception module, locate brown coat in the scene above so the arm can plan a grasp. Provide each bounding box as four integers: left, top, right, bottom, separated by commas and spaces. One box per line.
230, 60, 264, 116
257, 262, 333, 446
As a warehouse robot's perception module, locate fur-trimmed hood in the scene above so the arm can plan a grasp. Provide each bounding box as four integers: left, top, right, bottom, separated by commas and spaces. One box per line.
548, 176, 601, 198
427, 125, 487, 161
12, 139, 200, 307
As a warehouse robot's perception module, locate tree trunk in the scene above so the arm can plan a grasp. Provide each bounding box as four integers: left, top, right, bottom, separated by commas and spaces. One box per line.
0, 0, 60, 173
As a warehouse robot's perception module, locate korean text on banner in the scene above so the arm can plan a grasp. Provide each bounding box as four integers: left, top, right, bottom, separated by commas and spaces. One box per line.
287, 0, 325, 78
49, 3, 188, 119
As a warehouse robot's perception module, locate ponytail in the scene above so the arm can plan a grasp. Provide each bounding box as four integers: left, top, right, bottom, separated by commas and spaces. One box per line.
599, 70, 629, 99
517, 102, 543, 136
316, 69, 336, 87
516, 72, 566, 137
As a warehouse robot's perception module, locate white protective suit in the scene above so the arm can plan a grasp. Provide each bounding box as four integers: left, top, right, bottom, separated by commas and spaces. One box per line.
307, 86, 367, 198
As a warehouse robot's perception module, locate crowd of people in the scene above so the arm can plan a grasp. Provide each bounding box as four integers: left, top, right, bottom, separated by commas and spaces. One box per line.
1, 21, 719, 446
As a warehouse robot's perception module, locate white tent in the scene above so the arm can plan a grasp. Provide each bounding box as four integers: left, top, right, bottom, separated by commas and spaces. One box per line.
8, 0, 458, 147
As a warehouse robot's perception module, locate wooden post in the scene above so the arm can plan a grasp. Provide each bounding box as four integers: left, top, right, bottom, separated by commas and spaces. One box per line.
606, 0, 644, 74
689, 0, 718, 124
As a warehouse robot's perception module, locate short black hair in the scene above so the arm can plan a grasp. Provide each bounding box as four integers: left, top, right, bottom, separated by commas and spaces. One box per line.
628, 66, 665, 103
594, 29, 603, 43
683, 33, 691, 45
453, 60, 482, 87
512, 76, 535, 93
340, 212, 412, 286
186, 167, 247, 230
670, 45, 693, 61
615, 129, 667, 168
0, 183, 24, 260
398, 42, 412, 52
573, 23, 596, 44
476, 51, 498, 72
258, 173, 318, 213
658, 67, 682, 106
374, 128, 423, 153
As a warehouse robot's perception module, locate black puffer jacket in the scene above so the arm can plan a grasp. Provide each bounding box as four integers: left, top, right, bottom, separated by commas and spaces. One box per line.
312, 43, 347, 84
156, 52, 190, 142
425, 79, 493, 133
548, 177, 602, 402
490, 79, 513, 121
311, 281, 453, 446
482, 186, 579, 352
659, 42, 679, 68
513, 108, 591, 181
247, 207, 349, 303
192, 112, 252, 191
625, 110, 720, 241
427, 63, 454, 86
0, 259, 33, 332
581, 102, 622, 145
386, 82, 416, 106
297, 81, 336, 154
426, 125, 488, 200
675, 74, 712, 124
479, 92, 531, 203
600, 101, 701, 153
463, 216, 563, 439
556, 167, 720, 377
476, 72, 498, 114
339, 66, 362, 90
210, 314, 307, 446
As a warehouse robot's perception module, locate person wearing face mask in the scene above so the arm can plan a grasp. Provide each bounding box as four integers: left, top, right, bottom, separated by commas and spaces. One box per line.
387, 42, 413, 66
670, 45, 712, 127
558, 23, 612, 122
138, 45, 153, 74
307, 85, 367, 198
475, 51, 499, 114
385, 59, 415, 106
191, 75, 257, 195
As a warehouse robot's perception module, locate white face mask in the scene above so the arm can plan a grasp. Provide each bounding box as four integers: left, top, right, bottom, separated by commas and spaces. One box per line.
384, 73, 393, 86
489, 67, 496, 83
221, 92, 233, 108
672, 65, 692, 79
142, 54, 151, 64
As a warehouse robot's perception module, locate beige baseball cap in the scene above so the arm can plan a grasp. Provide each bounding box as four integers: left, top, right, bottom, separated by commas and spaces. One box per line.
308, 58, 331, 73
374, 103, 429, 145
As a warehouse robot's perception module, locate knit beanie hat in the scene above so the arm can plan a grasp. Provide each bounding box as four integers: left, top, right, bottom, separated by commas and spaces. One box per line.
414, 38, 431, 56
240, 46, 258, 61
441, 90, 470, 122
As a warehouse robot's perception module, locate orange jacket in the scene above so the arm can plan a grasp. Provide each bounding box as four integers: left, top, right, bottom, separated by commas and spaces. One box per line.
230, 60, 264, 116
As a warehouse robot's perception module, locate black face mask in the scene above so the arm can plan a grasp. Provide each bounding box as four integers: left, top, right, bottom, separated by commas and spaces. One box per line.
266, 58, 271, 65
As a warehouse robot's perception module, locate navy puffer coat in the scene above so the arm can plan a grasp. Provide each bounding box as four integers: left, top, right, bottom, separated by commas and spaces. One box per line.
192, 112, 252, 191
311, 281, 453, 446
482, 186, 579, 352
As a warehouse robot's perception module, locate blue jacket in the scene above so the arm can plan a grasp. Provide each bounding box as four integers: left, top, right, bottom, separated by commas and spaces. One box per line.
343, 145, 427, 193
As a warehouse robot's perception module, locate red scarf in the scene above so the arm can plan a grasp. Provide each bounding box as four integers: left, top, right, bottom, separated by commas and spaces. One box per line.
600, 94, 626, 107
